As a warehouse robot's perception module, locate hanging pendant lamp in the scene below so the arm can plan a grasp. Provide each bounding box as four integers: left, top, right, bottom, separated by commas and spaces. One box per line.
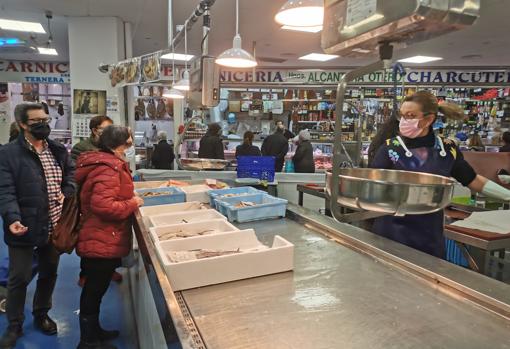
216, 0, 257, 68
175, 20, 190, 91
163, 20, 185, 100
274, 0, 324, 28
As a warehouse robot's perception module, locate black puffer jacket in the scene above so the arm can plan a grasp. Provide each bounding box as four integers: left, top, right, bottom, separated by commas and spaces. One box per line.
152, 140, 175, 169
198, 132, 225, 159
293, 140, 315, 173
261, 131, 289, 172
0, 134, 75, 247
235, 143, 261, 157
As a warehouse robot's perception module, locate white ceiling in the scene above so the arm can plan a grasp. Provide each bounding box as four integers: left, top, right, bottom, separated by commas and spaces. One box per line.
1, 0, 510, 67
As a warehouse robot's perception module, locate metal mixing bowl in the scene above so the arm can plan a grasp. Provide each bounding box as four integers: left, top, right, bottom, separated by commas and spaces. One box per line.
326, 168, 455, 215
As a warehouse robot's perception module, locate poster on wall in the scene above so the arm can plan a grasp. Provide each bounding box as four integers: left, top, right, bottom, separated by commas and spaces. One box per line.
22, 83, 39, 101
73, 89, 106, 115
0, 83, 11, 144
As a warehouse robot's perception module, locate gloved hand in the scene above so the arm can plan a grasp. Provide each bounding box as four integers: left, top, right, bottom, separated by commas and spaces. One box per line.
498, 175, 510, 185
481, 180, 510, 201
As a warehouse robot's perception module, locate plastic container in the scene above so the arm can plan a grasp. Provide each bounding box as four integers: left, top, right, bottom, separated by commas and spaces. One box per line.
136, 187, 185, 207
237, 156, 275, 182
139, 201, 206, 217
215, 193, 288, 223
445, 238, 469, 267
180, 184, 212, 203
149, 219, 239, 243
156, 230, 294, 291
208, 187, 262, 209
149, 209, 226, 227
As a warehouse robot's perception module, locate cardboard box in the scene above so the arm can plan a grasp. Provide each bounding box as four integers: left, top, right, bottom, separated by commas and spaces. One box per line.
149, 219, 239, 243
157, 230, 294, 291
149, 209, 226, 227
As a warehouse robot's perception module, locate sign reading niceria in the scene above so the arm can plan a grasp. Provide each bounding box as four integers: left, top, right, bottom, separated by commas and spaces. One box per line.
220, 69, 510, 86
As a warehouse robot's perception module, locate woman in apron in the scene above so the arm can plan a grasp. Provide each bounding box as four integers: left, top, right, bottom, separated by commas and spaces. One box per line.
371, 91, 510, 258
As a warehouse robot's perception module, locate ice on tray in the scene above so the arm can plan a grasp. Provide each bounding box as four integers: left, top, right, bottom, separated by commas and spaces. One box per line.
451, 210, 510, 234
150, 219, 238, 242
139, 201, 207, 217
149, 209, 225, 227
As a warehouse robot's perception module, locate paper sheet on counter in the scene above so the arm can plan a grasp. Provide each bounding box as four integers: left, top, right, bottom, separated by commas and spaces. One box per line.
450, 210, 510, 234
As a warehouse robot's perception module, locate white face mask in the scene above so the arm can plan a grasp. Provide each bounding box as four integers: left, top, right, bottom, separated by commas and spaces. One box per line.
124, 146, 136, 161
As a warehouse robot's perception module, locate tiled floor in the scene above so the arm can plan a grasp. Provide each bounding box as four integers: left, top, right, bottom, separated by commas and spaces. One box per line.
0, 243, 139, 349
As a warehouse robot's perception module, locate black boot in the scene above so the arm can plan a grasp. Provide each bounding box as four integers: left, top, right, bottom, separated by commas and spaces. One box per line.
77, 315, 117, 349
34, 314, 58, 335
97, 320, 119, 342
0, 325, 23, 349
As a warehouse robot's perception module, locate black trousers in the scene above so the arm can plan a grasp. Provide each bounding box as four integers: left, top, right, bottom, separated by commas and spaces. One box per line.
6, 243, 60, 327
79, 258, 121, 317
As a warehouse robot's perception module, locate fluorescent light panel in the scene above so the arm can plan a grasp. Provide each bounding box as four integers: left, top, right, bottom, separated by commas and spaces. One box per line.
37, 47, 58, 55
398, 55, 443, 64
281, 25, 322, 33
299, 53, 338, 62
160, 53, 194, 61
0, 18, 45, 33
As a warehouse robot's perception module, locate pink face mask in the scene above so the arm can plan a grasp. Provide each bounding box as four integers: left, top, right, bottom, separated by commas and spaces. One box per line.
399, 118, 424, 138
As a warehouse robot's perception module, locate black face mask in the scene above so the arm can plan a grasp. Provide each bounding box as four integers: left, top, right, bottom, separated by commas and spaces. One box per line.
29, 123, 51, 140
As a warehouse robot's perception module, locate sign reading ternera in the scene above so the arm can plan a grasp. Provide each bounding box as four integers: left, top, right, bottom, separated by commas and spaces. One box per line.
0, 60, 70, 84
220, 68, 510, 86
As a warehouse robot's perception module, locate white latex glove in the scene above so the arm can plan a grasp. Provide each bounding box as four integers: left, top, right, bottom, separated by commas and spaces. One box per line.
481, 180, 510, 201
498, 175, 510, 185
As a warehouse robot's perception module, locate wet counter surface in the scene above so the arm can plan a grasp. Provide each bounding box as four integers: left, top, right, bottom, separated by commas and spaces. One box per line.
181, 218, 510, 349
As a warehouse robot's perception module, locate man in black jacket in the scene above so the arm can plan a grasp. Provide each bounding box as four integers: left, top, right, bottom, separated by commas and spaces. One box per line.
292, 129, 315, 173
262, 125, 289, 172
0, 103, 75, 348
152, 131, 175, 169
198, 123, 225, 159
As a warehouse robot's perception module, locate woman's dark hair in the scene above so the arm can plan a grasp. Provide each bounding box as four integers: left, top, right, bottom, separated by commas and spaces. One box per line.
243, 131, 254, 145
367, 117, 399, 166
89, 115, 113, 130
503, 131, 510, 145
98, 125, 132, 152
207, 123, 221, 135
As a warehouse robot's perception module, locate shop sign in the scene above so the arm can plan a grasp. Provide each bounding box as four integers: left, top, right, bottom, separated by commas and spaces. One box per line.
0, 60, 70, 84
220, 68, 510, 86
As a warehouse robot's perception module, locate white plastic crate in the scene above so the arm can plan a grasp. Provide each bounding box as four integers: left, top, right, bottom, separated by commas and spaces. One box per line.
149, 219, 239, 243
181, 184, 212, 203
149, 209, 226, 227
139, 201, 207, 217
156, 230, 294, 291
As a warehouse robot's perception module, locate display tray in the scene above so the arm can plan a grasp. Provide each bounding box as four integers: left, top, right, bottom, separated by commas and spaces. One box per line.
156, 230, 294, 291
139, 201, 207, 217
216, 193, 288, 223
149, 219, 239, 244
181, 184, 214, 203
208, 187, 263, 209
136, 187, 185, 206
149, 209, 226, 227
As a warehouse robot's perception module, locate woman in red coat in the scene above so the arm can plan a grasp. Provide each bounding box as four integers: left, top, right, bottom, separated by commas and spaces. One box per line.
75, 125, 143, 349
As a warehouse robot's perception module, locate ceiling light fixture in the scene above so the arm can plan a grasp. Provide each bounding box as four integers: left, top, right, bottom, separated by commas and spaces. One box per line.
0, 18, 46, 33
299, 53, 338, 62
37, 47, 58, 55
398, 55, 443, 64
174, 20, 190, 91
216, 0, 257, 68
275, 0, 324, 28
281, 25, 322, 33
160, 53, 194, 61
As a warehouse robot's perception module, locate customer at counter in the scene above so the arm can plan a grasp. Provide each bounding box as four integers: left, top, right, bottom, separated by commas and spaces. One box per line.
235, 131, 261, 157
292, 129, 315, 173
151, 131, 175, 169
262, 123, 289, 172
500, 131, 510, 152
466, 132, 484, 151
275, 120, 295, 140
75, 125, 143, 349
198, 123, 225, 160
369, 91, 510, 258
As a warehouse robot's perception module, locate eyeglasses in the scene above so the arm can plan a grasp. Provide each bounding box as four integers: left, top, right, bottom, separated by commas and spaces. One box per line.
27, 117, 51, 125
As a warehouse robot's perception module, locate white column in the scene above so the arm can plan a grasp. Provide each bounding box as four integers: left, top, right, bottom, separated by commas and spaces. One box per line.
68, 17, 127, 144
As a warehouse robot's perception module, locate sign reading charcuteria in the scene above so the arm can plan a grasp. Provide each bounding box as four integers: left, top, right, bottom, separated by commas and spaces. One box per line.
220, 68, 510, 86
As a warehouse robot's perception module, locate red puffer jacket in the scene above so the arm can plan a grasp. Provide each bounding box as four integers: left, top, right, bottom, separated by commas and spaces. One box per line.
75, 151, 138, 259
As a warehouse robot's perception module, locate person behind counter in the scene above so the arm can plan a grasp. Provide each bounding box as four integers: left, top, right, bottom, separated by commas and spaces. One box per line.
235, 131, 261, 157
151, 131, 175, 169
198, 123, 225, 160
292, 129, 315, 173
262, 122, 289, 172
369, 91, 510, 258
500, 131, 510, 152
275, 120, 295, 141
467, 132, 484, 151
71, 115, 113, 162
75, 125, 144, 349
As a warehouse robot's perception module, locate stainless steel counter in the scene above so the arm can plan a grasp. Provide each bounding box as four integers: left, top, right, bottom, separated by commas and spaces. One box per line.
132, 204, 510, 349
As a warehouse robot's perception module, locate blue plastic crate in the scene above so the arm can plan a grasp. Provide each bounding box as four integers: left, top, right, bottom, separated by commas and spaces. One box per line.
135, 187, 185, 207
237, 156, 275, 182
215, 193, 287, 223
208, 187, 263, 209
445, 238, 469, 267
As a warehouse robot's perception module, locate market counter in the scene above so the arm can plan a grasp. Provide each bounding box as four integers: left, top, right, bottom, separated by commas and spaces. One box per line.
129, 203, 510, 349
